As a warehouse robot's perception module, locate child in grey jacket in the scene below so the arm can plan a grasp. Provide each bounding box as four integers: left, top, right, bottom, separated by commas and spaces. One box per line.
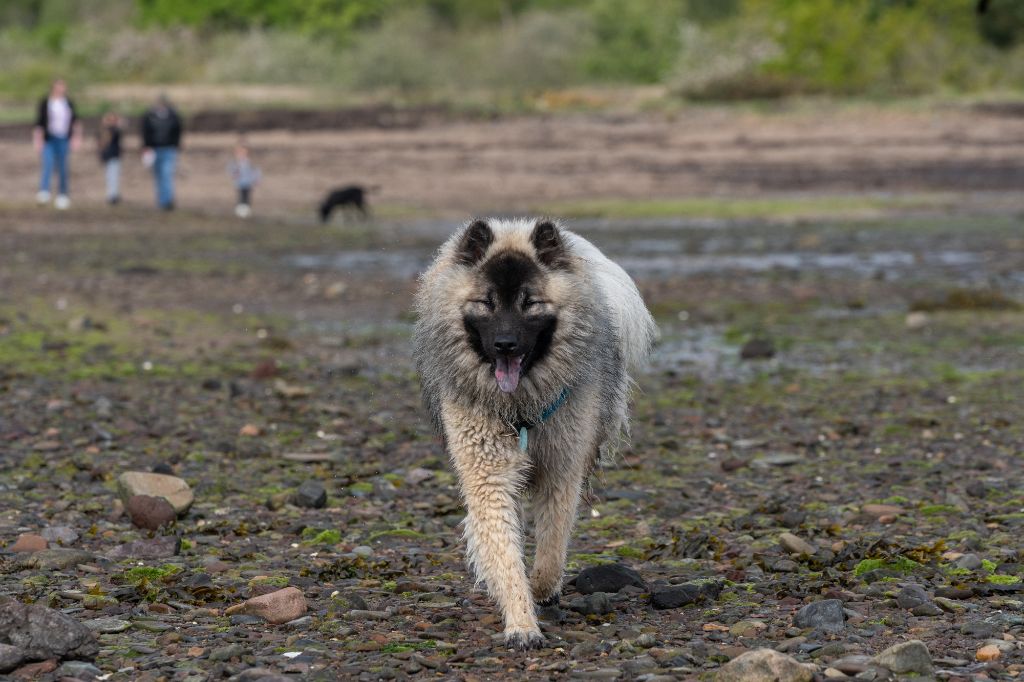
229, 140, 261, 218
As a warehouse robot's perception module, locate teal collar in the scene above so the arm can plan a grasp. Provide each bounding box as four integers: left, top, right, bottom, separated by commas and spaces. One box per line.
514, 387, 570, 452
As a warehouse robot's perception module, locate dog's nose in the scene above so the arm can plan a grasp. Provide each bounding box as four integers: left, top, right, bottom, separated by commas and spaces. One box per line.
494, 335, 518, 354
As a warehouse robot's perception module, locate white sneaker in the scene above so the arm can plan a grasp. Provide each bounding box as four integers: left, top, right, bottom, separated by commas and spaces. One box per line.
54, 195, 70, 210
36, 190, 51, 205
235, 203, 251, 219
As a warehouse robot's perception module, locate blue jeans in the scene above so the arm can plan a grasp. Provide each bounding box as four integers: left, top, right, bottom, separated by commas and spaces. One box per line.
40, 137, 70, 195
152, 147, 178, 208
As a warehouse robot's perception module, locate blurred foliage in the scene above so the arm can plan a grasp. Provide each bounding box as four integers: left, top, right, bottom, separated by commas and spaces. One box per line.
0, 0, 1022, 103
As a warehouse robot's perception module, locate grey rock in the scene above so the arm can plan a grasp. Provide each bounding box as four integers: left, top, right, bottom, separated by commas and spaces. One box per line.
715, 648, 814, 682
575, 564, 646, 594
293, 480, 327, 509
895, 584, 930, 610
55, 660, 103, 679
0, 644, 25, 674
740, 337, 775, 360
961, 619, 1000, 638
622, 656, 657, 675
952, 553, 983, 571
40, 525, 79, 546
0, 596, 98, 665
106, 535, 180, 560
209, 643, 247, 662
231, 668, 292, 682
872, 639, 933, 675
229, 614, 265, 626
778, 532, 816, 555
16, 548, 95, 570
569, 592, 612, 616
910, 602, 944, 617
650, 584, 702, 609
571, 668, 622, 680
84, 618, 130, 634
830, 655, 873, 674
634, 633, 659, 648
793, 599, 845, 633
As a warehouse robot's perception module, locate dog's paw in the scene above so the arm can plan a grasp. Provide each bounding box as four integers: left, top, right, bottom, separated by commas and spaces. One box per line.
504, 629, 546, 651
535, 593, 561, 608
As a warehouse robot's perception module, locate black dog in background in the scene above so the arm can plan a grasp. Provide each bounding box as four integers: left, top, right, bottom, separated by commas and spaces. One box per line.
319, 185, 376, 223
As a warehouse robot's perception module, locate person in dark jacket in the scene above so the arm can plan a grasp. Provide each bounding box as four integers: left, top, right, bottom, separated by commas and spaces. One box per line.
141, 94, 183, 210
98, 111, 123, 205
32, 78, 83, 210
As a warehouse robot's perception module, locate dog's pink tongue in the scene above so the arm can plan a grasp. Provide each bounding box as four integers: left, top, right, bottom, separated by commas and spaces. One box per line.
495, 356, 523, 393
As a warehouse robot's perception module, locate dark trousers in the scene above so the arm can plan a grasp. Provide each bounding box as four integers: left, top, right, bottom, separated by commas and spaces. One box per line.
238, 187, 251, 206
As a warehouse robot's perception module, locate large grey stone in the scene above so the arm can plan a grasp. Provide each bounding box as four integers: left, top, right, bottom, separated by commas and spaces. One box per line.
575, 564, 646, 594
0, 596, 98, 668
715, 648, 814, 682
872, 640, 933, 675
117, 471, 194, 514
793, 599, 845, 633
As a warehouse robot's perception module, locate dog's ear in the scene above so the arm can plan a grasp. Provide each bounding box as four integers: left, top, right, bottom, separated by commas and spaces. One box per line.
531, 219, 569, 269
455, 220, 493, 266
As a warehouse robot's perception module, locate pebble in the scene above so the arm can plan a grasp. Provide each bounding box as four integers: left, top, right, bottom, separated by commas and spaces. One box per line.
9, 533, 47, 553
872, 639, 933, 675
793, 599, 846, 633
952, 553, 983, 571
54, 660, 103, 679
575, 564, 647, 594
0, 644, 24, 673
16, 548, 94, 570
650, 584, 702, 609
126, 494, 177, 530
225, 587, 308, 625
976, 644, 1001, 661
730, 619, 767, 638
293, 480, 327, 508
84, 617, 130, 634
830, 655, 872, 674
778, 532, 816, 555
404, 467, 435, 485
715, 648, 814, 682
106, 536, 180, 560
569, 592, 613, 616
895, 584, 930, 610
353, 545, 374, 557
861, 504, 902, 517
209, 643, 247, 662
0, 596, 98, 663
39, 525, 79, 546
117, 471, 194, 514
740, 337, 775, 360
961, 620, 1001, 638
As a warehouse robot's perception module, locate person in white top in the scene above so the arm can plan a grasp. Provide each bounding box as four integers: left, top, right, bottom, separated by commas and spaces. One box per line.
32, 79, 83, 210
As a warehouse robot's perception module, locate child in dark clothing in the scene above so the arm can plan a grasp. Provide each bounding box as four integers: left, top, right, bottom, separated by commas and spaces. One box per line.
98, 112, 123, 205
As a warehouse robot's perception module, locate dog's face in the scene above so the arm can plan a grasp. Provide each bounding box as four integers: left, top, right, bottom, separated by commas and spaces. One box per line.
457, 220, 569, 393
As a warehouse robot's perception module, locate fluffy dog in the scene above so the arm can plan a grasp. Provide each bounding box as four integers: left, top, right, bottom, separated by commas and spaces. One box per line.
413, 217, 657, 649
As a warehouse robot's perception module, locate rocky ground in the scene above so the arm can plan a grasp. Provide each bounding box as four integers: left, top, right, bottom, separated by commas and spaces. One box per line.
0, 192, 1023, 681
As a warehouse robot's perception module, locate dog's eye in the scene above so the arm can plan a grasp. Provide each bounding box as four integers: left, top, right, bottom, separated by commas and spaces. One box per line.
524, 299, 545, 308
471, 298, 494, 309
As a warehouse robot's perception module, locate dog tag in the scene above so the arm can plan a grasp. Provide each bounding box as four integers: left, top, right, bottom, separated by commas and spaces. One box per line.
518, 426, 528, 452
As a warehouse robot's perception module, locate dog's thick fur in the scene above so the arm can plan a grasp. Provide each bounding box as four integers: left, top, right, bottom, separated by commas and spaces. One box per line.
413, 217, 657, 649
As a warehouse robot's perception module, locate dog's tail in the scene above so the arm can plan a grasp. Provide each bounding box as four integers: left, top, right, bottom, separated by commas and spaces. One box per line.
565, 232, 659, 371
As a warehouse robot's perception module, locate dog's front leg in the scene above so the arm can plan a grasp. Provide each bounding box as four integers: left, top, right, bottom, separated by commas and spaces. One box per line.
442, 406, 543, 650
530, 425, 594, 605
